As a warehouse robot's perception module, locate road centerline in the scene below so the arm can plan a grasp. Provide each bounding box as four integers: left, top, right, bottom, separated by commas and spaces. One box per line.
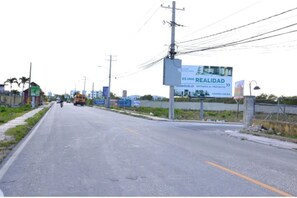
206, 161, 293, 197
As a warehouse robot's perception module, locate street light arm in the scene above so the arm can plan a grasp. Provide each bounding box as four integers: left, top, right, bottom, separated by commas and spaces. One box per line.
249, 80, 260, 96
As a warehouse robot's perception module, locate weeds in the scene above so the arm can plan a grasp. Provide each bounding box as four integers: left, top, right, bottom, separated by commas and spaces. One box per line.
120, 107, 243, 122
0, 105, 31, 125
0, 107, 49, 163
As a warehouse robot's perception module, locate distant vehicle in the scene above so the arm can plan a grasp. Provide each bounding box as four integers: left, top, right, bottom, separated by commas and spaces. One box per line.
73, 93, 86, 106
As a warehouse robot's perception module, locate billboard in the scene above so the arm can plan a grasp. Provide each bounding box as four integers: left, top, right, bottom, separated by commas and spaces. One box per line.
118, 99, 132, 107
31, 86, 41, 96
103, 86, 109, 98
234, 80, 244, 99
94, 99, 105, 106
174, 65, 233, 98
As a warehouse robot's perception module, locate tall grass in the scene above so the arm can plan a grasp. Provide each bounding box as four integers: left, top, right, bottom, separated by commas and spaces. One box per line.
0, 105, 31, 125
124, 107, 242, 122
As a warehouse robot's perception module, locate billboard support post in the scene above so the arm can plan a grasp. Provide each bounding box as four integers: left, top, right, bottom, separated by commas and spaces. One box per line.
200, 98, 204, 120
235, 99, 239, 120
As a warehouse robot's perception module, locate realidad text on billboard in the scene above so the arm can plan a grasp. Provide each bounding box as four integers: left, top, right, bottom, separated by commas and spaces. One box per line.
174, 65, 233, 98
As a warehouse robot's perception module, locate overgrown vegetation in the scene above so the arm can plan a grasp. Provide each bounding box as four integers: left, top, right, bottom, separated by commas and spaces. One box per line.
116, 106, 243, 122
136, 93, 297, 106
255, 112, 297, 123
0, 105, 31, 125
0, 107, 49, 162
256, 94, 297, 105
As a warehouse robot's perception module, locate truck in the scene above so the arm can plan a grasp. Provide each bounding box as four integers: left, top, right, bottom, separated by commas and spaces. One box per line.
73, 93, 86, 106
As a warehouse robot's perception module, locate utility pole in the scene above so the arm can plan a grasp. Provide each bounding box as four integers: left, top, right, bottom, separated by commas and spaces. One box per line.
162, 1, 184, 120
92, 82, 94, 99
106, 55, 116, 108
28, 62, 32, 107
83, 76, 86, 95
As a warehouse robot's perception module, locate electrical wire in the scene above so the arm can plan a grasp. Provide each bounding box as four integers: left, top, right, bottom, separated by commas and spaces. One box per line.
137, 6, 160, 33
178, 0, 261, 41
114, 49, 167, 79
178, 27, 297, 55
177, 6, 297, 45
114, 56, 165, 79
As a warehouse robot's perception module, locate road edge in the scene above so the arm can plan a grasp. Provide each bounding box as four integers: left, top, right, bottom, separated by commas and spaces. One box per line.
0, 104, 53, 182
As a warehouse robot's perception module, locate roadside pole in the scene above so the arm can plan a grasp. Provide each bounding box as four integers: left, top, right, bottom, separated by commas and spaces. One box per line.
200, 98, 204, 120
28, 62, 32, 107
243, 96, 256, 128
162, 1, 184, 120
107, 55, 112, 108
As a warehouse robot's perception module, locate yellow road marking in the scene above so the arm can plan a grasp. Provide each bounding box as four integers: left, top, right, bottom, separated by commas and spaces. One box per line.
206, 161, 292, 197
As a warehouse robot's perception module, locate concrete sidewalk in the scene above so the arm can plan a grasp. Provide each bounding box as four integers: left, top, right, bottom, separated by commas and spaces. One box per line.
0, 104, 51, 141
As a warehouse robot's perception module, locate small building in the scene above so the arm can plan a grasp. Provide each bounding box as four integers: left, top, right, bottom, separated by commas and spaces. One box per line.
23, 82, 44, 106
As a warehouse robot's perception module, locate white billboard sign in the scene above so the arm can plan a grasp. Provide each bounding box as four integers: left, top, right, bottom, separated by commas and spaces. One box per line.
174, 65, 233, 98
234, 80, 244, 99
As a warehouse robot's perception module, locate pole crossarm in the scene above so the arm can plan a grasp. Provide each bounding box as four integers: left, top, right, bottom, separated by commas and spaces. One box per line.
161, 3, 185, 11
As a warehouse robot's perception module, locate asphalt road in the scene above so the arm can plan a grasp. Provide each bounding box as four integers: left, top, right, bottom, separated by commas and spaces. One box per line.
0, 103, 296, 196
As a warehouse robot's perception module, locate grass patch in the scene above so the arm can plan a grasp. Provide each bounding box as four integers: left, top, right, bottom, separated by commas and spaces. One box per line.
5, 107, 49, 141
116, 107, 243, 122
0, 105, 31, 125
0, 107, 49, 163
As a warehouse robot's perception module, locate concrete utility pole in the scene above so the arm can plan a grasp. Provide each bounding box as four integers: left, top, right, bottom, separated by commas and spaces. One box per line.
83, 76, 86, 95
106, 55, 116, 108
28, 62, 32, 107
162, 1, 184, 120
92, 82, 94, 99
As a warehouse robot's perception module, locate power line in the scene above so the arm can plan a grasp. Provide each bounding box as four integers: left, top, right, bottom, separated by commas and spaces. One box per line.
114, 54, 166, 79
178, 28, 297, 55
177, 6, 297, 45
178, 0, 261, 41
137, 6, 160, 33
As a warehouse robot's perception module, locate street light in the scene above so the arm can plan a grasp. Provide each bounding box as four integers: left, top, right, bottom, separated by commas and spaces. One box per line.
249, 80, 260, 96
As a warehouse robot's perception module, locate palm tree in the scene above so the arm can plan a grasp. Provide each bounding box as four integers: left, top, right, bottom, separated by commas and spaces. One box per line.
4, 77, 18, 92
4, 77, 18, 106
18, 76, 30, 105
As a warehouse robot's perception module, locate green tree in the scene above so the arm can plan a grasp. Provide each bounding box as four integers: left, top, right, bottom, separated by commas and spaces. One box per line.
140, 94, 153, 100
18, 77, 30, 93
11, 90, 20, 95
267, 94, 278, 101
4, 77, 18, 92
4, 77, 19, 106
18, 76, 30, 104
110, 92, 118, 99
256, 93, 268, 100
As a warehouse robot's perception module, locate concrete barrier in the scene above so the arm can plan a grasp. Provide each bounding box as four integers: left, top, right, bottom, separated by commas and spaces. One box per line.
0, 95, 22, 106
